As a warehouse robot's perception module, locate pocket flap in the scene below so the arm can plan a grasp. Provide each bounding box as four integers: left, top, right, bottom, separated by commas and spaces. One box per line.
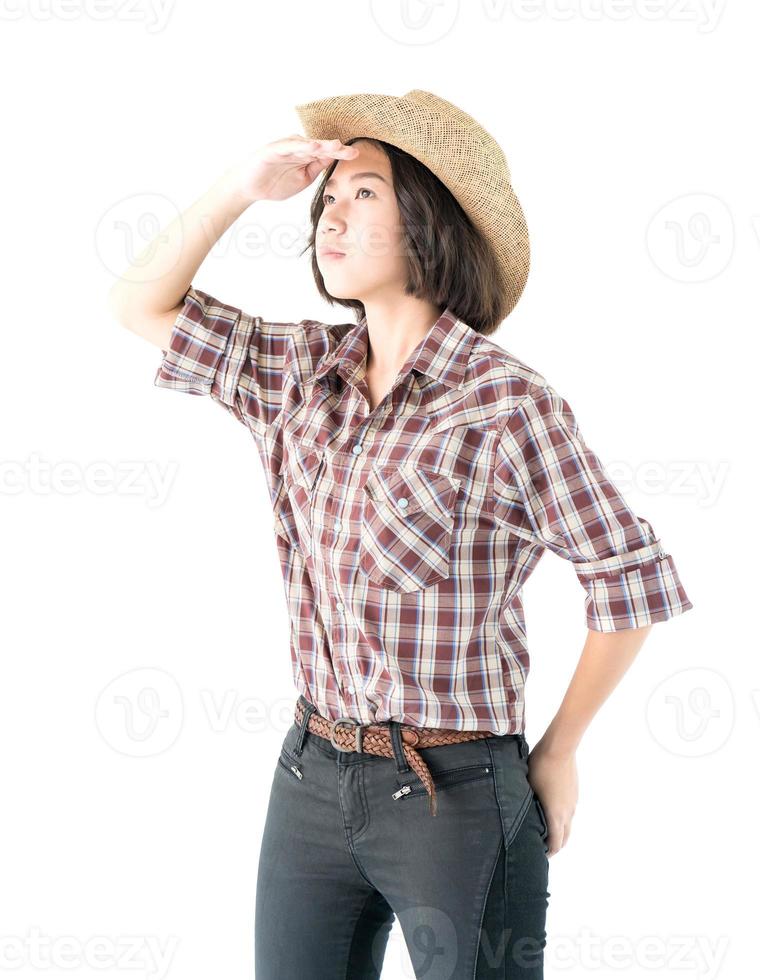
364, 465, 461, 516
283, 440, 324, 491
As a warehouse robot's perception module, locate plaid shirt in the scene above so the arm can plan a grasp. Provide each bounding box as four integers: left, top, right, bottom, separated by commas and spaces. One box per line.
154, 287, 693, 733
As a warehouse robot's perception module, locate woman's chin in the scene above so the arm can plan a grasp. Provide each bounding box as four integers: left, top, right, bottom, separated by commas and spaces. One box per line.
320, 276, 357, 299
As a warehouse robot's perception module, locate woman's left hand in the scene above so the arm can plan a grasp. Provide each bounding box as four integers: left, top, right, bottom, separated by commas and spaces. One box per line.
526, 738, 578, 857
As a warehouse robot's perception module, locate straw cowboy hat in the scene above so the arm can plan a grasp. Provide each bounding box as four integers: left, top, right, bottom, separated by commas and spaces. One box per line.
294, 88, 530, 321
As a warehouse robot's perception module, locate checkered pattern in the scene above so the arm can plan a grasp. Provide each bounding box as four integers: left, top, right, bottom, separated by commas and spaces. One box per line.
154, 286, 694, 733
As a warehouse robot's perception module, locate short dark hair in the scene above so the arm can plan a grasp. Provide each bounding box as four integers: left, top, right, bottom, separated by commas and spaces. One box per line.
299, 136, 507, 335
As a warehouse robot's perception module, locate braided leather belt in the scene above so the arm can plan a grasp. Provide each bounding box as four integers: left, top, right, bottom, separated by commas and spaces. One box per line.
293, 699, 493, 816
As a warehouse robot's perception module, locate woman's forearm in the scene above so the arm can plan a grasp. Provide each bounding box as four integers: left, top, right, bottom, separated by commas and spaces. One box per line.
540, 624, 654, 757
107, 168, 257, 326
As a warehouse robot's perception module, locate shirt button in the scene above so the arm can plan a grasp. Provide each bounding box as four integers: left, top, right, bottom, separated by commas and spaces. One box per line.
334, 519, 342, 532
397, 497, 409, 510
347, 683, 355, 694
336, 601, 344, 612
352, 444, 363, 455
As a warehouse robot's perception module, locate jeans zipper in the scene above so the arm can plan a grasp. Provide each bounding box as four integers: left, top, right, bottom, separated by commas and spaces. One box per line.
278, 754, 304, 780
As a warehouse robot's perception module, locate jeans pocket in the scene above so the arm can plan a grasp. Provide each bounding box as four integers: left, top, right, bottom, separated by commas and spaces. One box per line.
486, 736, 533, 848
277, 744, 305, 781
533, 792, 549, 841
393, 761, 493, 800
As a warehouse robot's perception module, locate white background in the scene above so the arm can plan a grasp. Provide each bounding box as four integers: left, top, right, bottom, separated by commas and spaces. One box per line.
1, 1, 755, 977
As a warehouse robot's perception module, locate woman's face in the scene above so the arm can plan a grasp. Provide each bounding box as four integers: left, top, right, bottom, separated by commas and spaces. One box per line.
315, 139, 408, 303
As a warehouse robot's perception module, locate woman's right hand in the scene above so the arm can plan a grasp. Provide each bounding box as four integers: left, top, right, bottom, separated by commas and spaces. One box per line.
222, 135, 360, 205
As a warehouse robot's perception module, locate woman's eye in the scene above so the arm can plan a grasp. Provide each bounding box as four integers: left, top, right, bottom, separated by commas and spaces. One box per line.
322, 188, 375, 205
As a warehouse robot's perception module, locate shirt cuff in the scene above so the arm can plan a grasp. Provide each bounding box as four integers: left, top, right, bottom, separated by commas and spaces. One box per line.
153, 286, 257, 407
573, 542, 694, 631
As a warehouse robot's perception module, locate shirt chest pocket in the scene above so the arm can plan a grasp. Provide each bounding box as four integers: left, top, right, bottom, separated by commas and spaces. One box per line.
278, 442, 324, 557
358, 465, 462, 593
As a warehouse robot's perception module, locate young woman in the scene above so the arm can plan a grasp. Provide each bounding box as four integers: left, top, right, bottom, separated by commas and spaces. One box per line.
109, 90, 693, 979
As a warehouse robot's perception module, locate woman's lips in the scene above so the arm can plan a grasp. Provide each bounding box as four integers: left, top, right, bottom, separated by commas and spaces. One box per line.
322, 252, 347, 260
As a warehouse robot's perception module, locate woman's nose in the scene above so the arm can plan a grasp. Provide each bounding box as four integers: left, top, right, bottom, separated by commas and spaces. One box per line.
321, 214, 346, 234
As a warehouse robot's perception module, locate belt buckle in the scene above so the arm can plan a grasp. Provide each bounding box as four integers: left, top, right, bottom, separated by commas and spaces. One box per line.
329, 716, 364, 753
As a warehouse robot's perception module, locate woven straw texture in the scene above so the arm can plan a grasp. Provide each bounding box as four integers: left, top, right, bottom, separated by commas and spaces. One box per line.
295, 89, 530, 322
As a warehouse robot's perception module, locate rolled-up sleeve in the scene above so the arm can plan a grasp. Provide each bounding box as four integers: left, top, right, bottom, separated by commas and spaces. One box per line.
154, 286, 302, 437
493, 382, 694, 631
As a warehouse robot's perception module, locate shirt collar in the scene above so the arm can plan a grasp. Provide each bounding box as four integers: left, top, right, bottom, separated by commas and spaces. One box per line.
312, 307, 477, 391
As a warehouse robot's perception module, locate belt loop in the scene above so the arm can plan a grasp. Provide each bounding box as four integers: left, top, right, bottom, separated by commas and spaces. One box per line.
518, 732, 529, 760
294, 696, 317, 756
389, 720, 410, 772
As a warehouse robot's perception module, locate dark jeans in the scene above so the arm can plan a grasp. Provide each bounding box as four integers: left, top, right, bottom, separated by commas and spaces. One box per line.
255, 696, 550, 979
